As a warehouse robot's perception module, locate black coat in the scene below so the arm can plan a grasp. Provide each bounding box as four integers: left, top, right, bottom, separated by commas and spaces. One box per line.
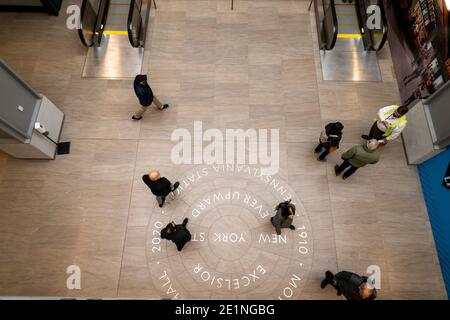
323, 122, 343, 148
161, 224, 191, 251
134, 74, 154, 107
335, 271, 377, 300
142, 175, 172, 197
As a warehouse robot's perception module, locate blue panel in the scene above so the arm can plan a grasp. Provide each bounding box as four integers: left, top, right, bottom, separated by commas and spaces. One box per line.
418, 148, 450, 299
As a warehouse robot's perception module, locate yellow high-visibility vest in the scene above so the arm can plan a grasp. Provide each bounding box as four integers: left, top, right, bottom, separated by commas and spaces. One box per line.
375, 105, 408, 137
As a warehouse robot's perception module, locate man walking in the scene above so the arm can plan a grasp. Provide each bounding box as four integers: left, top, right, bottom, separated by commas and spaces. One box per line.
161, 218, 191, 252
362, 105, 408, 144
142, 170, 180, 207
335, 139, 380, 179
320, 270, 377, 300
132, 74, 169, 120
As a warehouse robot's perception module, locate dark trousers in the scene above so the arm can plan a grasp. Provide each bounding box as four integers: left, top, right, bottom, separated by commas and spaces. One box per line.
323, 271, 342, 295
315, 143, 331, 160
336, 160, 359, 178
368, 122, 385, 140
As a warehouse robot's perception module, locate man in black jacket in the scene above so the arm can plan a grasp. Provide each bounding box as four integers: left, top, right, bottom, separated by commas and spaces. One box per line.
161, 218, 192, 251
142, 171, 180, 207
320, 270, 377, 300
132, 74, 169, 120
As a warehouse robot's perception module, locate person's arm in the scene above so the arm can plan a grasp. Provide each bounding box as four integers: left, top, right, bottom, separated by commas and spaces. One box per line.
385, 122, 406, 141
341, 147, 356, 160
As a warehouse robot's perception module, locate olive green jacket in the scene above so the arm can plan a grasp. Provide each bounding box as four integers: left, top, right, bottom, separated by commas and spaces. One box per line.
342, 144, 380, 168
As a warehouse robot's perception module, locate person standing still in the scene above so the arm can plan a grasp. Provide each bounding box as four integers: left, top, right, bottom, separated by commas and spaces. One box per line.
270, 200, 296, 235
334, 139, 380, 180
320, 270, 377, 300
132, 74, 169, 120
315, 122, 344, 161
362, 105, 408, 145
142, 170, 180, 207
160, 218, 192, 252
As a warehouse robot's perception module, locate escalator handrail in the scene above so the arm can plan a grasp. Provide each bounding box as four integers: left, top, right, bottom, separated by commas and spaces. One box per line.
127, 0, 143, 48
370, 0, 388, 51
313, 0, 338, 50
326, 0, 339, 50
78, 0, 94, 47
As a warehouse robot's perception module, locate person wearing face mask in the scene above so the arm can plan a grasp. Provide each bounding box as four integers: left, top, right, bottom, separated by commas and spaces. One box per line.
362, 105, 409, 145
320, 270, 377, 300
271, 200, 296, 235
160, 218, 191, 252
335, 139, 380, 180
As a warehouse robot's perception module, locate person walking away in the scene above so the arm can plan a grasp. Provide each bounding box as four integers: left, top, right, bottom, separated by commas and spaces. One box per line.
320, 270, 377, 300
361, 105, 408, 145
142, 170, 180, 207
132, 74, 169, 120
334, 139, 380, 180
315, 122, 344, 161
160, 218, 191, 251
271, 200, 296, 235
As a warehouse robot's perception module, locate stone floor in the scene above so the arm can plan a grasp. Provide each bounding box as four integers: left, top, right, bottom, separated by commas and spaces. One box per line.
0, 0, 447, 299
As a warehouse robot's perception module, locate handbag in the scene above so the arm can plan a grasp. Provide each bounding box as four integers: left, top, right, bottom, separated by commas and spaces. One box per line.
319, 130, 328, 143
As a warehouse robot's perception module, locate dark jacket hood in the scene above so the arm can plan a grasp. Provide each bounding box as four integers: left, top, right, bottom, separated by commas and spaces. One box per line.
135, 74, 147, 84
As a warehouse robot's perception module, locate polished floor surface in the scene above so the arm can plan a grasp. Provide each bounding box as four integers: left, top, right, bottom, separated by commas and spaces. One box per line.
0, 0, 447, 299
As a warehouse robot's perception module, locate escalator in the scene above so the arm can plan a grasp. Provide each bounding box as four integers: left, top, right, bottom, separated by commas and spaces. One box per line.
355, 0, 388, 52
78, 0, 151, 78
78, 0, 148, 48
311, 0, 388, 81
311, 0, 388, 52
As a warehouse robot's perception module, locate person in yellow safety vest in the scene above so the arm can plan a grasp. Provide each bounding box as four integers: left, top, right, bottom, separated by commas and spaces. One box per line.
362, 105, 409, 144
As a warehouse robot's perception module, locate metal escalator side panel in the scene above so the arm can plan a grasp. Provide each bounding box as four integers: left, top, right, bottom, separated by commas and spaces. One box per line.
78, 0, 100, 47
313, 0, 338, 50
325, 0, 339, 50
355, 0, 388, 51
354, 0, 370, 50
127, 0, 143, 48
95, 0, 111, 45
371, 0, 388, 51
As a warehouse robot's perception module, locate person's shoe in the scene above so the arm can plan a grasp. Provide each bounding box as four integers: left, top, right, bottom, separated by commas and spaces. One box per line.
342, 175, 349, 180
159, 204, 164, 208
160, 104, 169, 110
172, 181, 180, 191
317, 157, 326, 162
334, 165, 341, 176
132, 115, 142, 120
289, 225, 296, 230
182, 217, 189, 226
361, 134, 369, 140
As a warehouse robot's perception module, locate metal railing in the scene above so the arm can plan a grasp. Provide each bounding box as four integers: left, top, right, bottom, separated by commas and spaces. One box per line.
310, 0, 338, 51
355, 0, 388, 51
78, 0, 110, 47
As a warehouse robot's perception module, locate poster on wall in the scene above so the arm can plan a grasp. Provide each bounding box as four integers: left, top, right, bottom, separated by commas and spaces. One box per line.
383, 0, 450, 107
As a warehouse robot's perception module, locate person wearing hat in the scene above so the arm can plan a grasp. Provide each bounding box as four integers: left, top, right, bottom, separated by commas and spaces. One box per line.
160, 218, 191, 252
320, 270, 377, 300
142, 170, 180, 207
334, 139, 380, 180
132, 74, 169, 120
